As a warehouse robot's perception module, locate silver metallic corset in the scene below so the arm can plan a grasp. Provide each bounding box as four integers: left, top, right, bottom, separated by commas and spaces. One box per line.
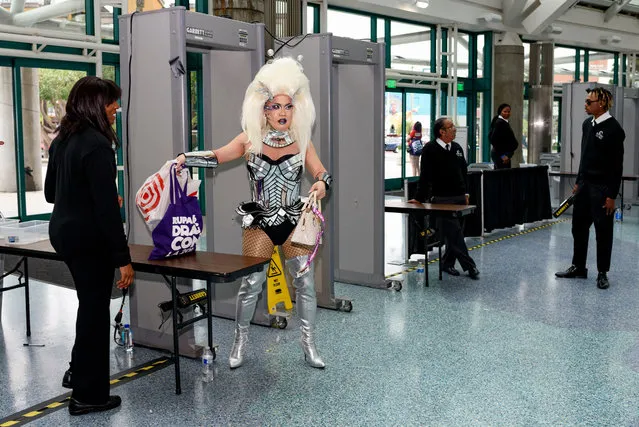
236, 153, 304, 228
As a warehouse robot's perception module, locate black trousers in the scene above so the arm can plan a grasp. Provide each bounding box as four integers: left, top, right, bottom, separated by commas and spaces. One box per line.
491, 150, 511, 170
65, 253, 115, 404
571, 181, 614, 273
432, 195, 476, 271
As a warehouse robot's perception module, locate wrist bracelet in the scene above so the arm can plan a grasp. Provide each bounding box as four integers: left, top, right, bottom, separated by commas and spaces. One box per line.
317, 171, 332, 191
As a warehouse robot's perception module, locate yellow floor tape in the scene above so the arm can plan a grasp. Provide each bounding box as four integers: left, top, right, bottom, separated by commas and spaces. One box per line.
385, 219, 568, 280
0, 356, 171, 426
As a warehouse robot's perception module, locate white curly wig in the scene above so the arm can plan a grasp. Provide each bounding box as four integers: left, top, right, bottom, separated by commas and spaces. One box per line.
241, 57, 315, 163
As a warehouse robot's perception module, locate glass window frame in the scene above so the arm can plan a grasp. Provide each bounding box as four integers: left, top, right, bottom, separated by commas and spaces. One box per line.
10, 59, 95, 221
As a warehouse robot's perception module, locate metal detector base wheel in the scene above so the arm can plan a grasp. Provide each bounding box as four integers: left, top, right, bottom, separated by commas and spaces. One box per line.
384, 279, 402, 291
337, 299, 353, 313
270, 316, 288, 329
317, 297, 353, 312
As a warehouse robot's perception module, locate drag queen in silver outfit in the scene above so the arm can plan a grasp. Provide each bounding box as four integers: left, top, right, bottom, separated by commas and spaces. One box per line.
176, 57, 331, 369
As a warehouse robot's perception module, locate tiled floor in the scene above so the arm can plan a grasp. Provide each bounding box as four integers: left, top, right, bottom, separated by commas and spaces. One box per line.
1, 208, 639, 425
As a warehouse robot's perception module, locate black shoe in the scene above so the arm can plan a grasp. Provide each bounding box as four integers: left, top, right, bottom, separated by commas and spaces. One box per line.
442, 266, 460, 276
468, 267, 480, 280
68, 396, 122, 416
62, 369, 72, 389
555, 265, 588, 279
597, 272, 610, 289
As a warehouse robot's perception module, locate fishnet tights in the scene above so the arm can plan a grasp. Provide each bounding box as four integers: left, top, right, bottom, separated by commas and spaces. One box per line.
242, 227, 311, 260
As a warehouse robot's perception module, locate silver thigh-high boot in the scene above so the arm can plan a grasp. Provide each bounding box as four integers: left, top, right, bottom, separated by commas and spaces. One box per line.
287, 255, 325, 369
229, 268, 266, 369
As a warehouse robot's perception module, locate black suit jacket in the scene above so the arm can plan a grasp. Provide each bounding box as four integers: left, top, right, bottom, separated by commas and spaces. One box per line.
45, 126, 131, 267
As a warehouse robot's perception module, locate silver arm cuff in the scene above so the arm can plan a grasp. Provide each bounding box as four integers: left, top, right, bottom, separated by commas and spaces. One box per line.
183, 151, 218, 168
318, 171, 332, 191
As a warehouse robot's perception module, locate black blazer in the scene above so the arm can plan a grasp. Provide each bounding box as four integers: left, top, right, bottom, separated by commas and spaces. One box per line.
489, 117, 518, 157
44, 126, 131, 267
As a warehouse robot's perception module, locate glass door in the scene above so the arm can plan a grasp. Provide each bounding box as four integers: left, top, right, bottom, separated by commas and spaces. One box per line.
384, 91, 403, 181
0, 66, 18, 218
405, 91, 433, 178
19, 66, 88, 218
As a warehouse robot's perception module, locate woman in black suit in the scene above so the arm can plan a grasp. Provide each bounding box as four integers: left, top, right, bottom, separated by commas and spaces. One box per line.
44, 76, 134, 416
489, 103, 519, 169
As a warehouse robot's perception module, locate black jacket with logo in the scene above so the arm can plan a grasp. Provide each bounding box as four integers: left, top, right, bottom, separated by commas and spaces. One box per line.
415, 140, 468, 202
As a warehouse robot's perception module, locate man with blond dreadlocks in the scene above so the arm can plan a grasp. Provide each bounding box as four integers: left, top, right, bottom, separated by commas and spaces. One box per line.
556, 87, 625, 290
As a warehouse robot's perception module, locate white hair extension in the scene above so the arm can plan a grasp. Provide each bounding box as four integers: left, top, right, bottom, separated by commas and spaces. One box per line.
241, 57, 316, 165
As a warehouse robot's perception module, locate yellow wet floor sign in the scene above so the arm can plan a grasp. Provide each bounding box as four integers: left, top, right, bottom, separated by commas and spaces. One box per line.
267, 246, 293, 316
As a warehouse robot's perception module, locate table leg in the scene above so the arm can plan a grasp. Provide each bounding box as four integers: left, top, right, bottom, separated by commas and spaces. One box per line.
171, 275, 181, 395
438, 243, 442, 281
0, 254, 3, 325
206, 279, 213, 350
621, 180, 625, 221
424, 216, 429, 287
424, 246, 429, 287
24, 258, 31, 337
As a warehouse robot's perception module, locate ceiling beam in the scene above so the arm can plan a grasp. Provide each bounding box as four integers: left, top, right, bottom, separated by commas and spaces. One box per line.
502, 0, 528, 26
604, 0, 631, 22
521, 0, 578, 34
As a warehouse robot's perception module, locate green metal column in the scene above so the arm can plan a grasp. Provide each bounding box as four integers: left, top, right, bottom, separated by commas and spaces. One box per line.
574, 49, 581, 82
400, 91, 407, 182
613, 52, 619, 86
313, 4, 320, 33
430, 27, 436, 74
11, 64, 27, 220
468, 34, 477, 164
481, 32, 493, 163
85, 0, 95, 36
583, 50, 589, 82
196, 0, 208, 13
370, 16, 376, 42
384, 19, 391, 69
114, 7, 121, 41
115, 65, 126, 220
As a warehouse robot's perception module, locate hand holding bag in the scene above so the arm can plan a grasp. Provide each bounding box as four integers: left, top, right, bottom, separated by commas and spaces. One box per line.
135, 160, 201, 232
148, 164, 203, 260
291, 191, 322, 247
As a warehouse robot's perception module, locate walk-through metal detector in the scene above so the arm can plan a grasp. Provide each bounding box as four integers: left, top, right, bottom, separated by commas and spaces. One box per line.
276, 34, 386, 298
560, 82, 638, 206
120, 8, 268, 357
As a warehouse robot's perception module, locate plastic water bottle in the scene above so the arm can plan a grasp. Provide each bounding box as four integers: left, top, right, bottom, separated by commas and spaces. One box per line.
202, 346, 214, 381
122, 324, 133, 353
417, 260, 425, 274
614, 208, 622, 222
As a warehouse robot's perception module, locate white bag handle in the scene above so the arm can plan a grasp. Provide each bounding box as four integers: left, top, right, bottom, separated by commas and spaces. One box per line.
301, 191, 318, 213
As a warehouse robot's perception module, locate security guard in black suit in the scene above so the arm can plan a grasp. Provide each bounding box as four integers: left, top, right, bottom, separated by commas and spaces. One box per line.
409, 117, 479, 280
556, 87, 625, 289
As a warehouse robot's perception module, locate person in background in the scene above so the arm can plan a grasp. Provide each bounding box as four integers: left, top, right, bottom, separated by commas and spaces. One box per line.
488, 103, 519, 169
408, 117, 479, 280
44, 76, 134, 416
406, 121, 424, 176
555, 87, 624, 290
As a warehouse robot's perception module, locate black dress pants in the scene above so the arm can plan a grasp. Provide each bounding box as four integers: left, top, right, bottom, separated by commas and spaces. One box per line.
432, 195, 476, 271
491, 150, 511, 169
65, 253, 115, 404
571, 181, 614, 273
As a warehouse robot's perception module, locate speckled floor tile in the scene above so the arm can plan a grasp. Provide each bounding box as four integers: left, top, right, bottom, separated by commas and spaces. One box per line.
2, 208, 639, 426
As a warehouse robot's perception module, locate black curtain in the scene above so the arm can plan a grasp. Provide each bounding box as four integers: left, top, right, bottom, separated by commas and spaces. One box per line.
482, 166, 552, 232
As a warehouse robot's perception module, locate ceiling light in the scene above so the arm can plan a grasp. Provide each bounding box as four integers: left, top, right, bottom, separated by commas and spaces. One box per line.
415, 0, 430, 8
477, 13, 502, 24
543, 25, 563, 35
